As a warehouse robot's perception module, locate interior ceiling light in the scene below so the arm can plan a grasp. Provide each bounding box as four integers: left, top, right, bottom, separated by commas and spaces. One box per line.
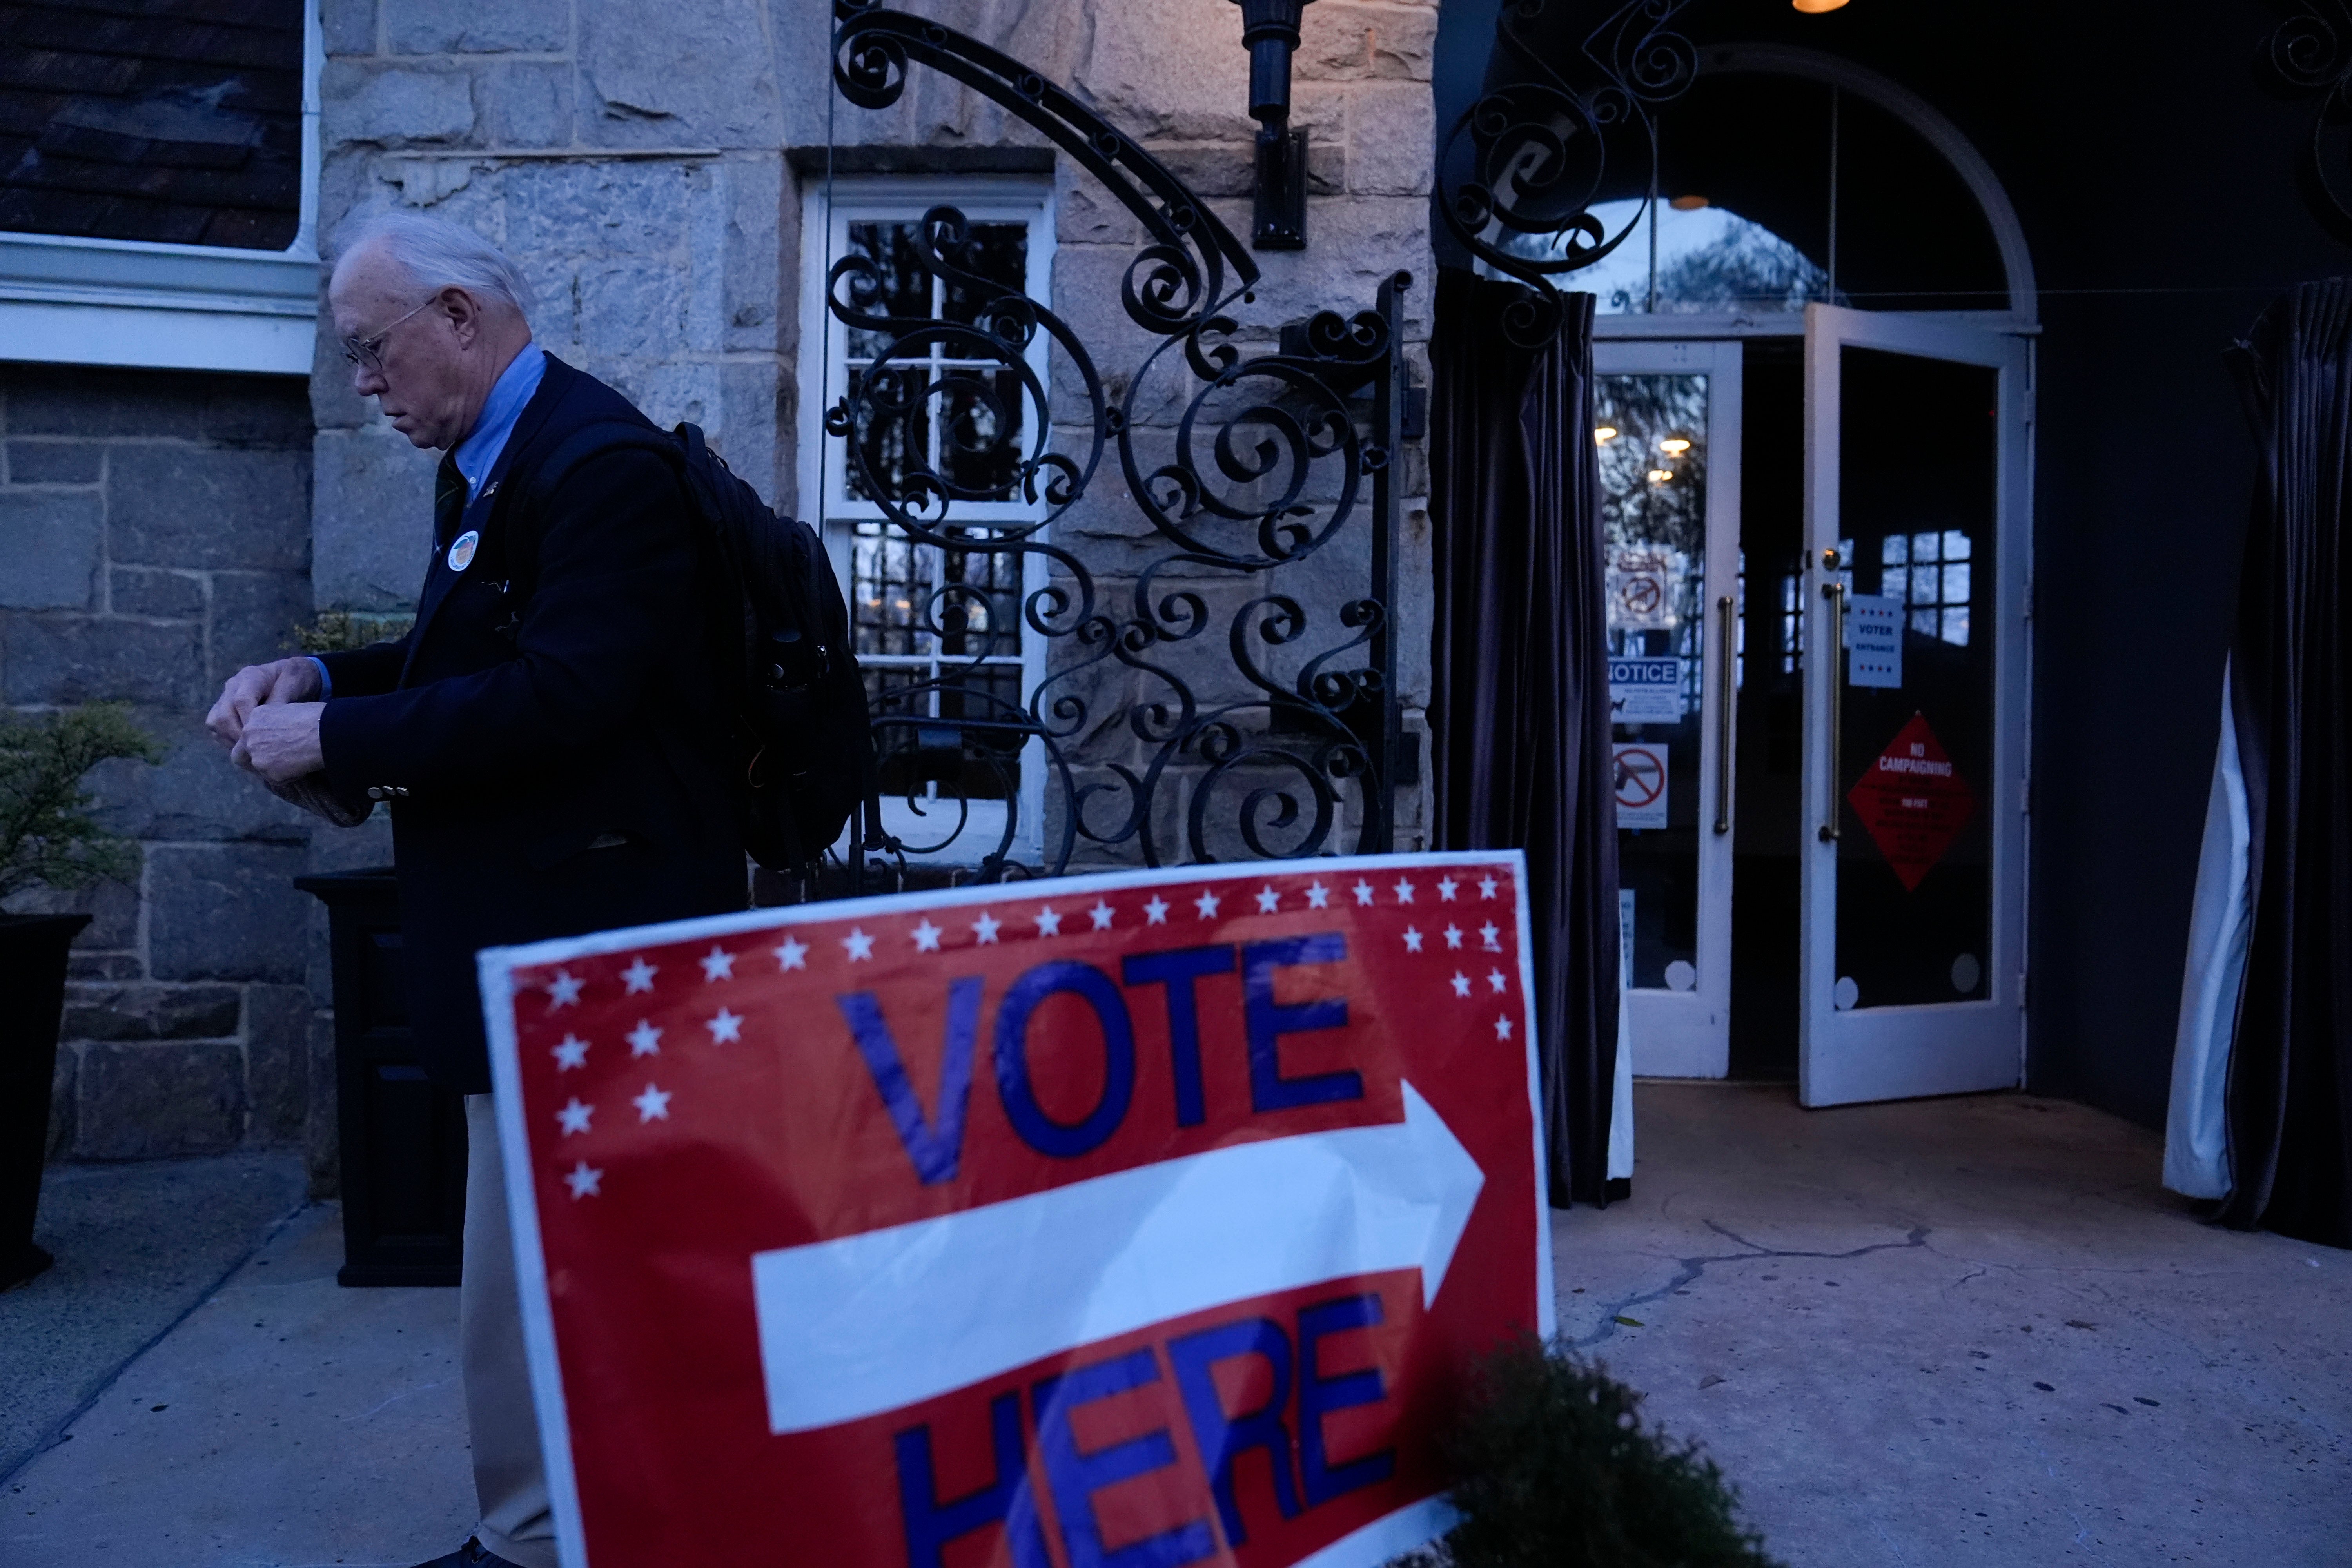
1594, 425, 1621, 445
1668, 194, 1710, 211
1659, 436, 1693, 454
1791, 0, 1849, 11
1648, 469, 1674, 484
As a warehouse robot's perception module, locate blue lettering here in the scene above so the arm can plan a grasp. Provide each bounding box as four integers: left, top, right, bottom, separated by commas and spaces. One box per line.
1120, 945, 1236, 1128
1167, 1318, 1302, 1548
1242, 935, 1362, 1113
995, 960, 1137, 1158
894, 1391, 1051, 1568
838, 977, 983, 1184
1297, 1294, 1396, 1508
1034, 1350, 1216, 1568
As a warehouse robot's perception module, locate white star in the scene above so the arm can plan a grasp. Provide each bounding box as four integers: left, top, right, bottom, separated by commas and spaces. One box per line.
1451, 971, 1472, 998
621, 957, 657, 994
842, 927, 875, 962
1393, 878, 1417, 904
775, 936, 808, 971
1481, 922, 1503, 951
1403, 926, 1425, 953
706, 1008, 743, 1044
1495, 1014, 1515, 1040
1444, 924, 1465, 950
1306, 881, 1331, 909
1352, 880, 1376, 906
564, 1161, 602, 1200
555, 1098, 593, 1136
1479, 875, 1500, 900
1438, 877, 1460, 902
1035, 906, 1063, 936
1090, 901, 1116, 931
1194, 889, 1222, 918
1256, 886, 1281, 913
546, 969, 583, 1010
627, 1020, 662, 1058
973, 911, 1002, 944
552, 1034, 589, 1071
912, 919, 943, 953
699, 946, 735, 982
1488, 968, 1509, 994
1144, 896, 1170, 926
632, 1083, 672, 1123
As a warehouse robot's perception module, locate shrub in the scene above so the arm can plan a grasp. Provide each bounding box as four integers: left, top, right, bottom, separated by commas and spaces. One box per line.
0, 705, 163, 901
1408, 1336, 1782, 1568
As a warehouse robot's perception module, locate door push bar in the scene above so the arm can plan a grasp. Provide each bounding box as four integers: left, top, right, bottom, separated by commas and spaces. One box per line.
1819, 547, 1845, 844
1714, 592, 1735, 836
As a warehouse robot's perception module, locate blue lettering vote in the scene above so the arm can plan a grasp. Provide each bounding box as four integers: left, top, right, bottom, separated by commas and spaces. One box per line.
1166, 1318, 1303, 1547
1120, 945, 1235, 1128
894, 1391, 1051, 1568
837, 978, 984, 1184
996, 960, 1136, 1158
1034, 1350, 1217, 1568
1243, 935, 1361, 1112
1297, 1294, 1395, 1507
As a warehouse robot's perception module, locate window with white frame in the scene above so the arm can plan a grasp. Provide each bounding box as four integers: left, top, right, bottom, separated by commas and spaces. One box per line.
798, 177, 1055, 865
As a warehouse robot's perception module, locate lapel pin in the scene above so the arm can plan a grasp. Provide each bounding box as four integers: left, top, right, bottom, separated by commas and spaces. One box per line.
448, 529, 481, 572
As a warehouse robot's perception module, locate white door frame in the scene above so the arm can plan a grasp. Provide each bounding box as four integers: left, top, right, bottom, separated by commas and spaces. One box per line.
1593, 337, 1743, 1079
1798, 303, 2031, 1106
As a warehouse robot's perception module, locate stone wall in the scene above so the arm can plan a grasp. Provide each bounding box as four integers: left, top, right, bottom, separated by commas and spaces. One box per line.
0, 363, 326, 1167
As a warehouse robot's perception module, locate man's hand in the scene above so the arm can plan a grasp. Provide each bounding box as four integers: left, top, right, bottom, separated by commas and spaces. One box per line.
231, 703, 327, 783
206, 657, 322, 748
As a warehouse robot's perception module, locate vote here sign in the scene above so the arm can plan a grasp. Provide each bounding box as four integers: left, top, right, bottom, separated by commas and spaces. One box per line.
478, 851, 1553, 1568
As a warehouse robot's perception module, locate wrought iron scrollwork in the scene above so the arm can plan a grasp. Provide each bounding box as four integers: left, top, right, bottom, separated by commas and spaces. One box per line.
1435, 0, 1702, 345
826, 1, 1407, 880
2262, 2, 2352, 244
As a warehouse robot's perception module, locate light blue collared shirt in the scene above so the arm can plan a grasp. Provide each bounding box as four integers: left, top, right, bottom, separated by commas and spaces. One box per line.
311, 341, 549, 699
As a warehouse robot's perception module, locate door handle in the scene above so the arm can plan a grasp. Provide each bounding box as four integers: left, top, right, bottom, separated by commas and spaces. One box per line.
1819, 569, 1846, 843
1713, 592, 1735, 835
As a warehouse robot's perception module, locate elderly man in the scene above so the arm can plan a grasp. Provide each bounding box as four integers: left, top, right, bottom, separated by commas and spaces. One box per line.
207, 211, 745, 1568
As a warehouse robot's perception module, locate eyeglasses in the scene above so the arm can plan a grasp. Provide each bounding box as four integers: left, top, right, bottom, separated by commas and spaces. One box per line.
340, 297, 437, 374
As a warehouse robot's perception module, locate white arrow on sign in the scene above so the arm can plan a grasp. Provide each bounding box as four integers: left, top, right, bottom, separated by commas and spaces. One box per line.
750, 1081, 1485, 1435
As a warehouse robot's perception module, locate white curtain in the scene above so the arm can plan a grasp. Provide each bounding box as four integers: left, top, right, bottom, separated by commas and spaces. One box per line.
2165, 671, 2251, 1200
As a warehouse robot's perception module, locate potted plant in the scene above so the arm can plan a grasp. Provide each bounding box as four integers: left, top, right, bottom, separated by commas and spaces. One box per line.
1, 704, 161, 1290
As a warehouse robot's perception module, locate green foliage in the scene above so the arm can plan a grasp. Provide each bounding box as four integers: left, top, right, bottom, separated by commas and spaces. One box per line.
0, 705, 164, 902
293, 611, 414, 653
1417, 1336, 1782, 1568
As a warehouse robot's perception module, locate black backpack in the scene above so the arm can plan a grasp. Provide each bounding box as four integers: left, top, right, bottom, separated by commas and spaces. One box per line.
532, 419, 876, 873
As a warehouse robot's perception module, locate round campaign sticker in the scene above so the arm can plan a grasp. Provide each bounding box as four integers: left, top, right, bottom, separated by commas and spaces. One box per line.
447, 529, 479, 572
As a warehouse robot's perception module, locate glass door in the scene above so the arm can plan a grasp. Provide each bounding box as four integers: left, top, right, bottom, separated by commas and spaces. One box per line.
1799, 306, 2028, 1107
1595, 339, 1742, 1078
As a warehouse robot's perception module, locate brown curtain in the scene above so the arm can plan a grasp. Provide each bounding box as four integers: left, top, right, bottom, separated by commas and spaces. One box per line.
2219, 281, 2352, 1248
1428, 274, 1621, 1208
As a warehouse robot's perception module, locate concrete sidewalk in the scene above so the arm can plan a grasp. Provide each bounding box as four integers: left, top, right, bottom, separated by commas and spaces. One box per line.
5, 1087, 2346, 1566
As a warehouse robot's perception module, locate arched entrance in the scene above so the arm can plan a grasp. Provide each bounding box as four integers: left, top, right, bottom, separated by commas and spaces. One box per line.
1585, 49, 2035, 1107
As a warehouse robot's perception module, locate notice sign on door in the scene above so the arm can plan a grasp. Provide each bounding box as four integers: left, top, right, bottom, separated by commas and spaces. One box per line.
1845, 593, 1903, 688
1847, 713, 1975, 890
1613, 742, 1670, 829
1609, 657, 1684, 724
479, 853, 1551, 1568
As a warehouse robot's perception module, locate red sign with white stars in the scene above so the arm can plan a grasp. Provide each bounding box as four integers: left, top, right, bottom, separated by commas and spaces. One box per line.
1847, 712, 1976, 891
478, 852, 1551, 1568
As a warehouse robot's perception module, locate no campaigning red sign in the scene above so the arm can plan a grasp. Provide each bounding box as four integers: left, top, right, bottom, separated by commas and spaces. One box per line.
1847, 712, 1976, 892
481, 851, 1552, 1568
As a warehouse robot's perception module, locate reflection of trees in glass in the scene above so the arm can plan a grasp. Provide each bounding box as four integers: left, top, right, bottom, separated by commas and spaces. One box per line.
1595, 374, 1708, 560
1630, 221, 1831, 314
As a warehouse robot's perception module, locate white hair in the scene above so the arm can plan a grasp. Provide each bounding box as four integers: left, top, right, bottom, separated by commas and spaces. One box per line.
334, 210, 534, 320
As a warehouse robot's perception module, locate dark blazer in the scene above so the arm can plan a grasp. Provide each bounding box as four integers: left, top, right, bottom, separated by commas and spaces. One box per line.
319, 354, 746, 1092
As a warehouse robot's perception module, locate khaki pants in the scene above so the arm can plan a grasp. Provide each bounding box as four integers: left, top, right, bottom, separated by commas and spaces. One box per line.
463, 1094, 561, 1568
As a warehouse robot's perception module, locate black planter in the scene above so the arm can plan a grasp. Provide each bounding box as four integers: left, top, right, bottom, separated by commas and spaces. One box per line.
0, 912, 91, 1290
294, 869, 467, 1287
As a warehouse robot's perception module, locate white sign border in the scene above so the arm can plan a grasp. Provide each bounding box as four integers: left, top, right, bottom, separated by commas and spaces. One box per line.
480, 848, 1552, 1568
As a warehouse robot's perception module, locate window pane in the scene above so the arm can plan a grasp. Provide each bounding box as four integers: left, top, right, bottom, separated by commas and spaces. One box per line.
1942, 528, 1972, 561
847, 366, 932, 506
843, 221, 929, 361
851, 531, 933, 658
941, 223, 1029, 326
1913, 530, 1941, 563
1909, 564, 1940, 604
1942, 561, 1971, 608
1882, 534, 1909, 566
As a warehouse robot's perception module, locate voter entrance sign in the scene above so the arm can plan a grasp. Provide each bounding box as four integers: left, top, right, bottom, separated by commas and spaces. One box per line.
479, 851, 1551, 1568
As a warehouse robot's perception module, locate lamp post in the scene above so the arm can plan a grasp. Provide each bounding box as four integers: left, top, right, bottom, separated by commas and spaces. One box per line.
1232, 0, 1315, 249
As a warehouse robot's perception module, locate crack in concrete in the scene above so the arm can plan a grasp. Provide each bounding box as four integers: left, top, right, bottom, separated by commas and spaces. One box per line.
1570, 1220, 1933, 1350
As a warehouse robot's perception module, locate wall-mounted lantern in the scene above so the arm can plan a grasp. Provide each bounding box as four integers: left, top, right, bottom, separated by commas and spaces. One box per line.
1232, 0, 1316, 249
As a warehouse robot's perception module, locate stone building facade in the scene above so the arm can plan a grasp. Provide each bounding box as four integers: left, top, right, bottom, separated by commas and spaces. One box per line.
12, 1, 1439, 1181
